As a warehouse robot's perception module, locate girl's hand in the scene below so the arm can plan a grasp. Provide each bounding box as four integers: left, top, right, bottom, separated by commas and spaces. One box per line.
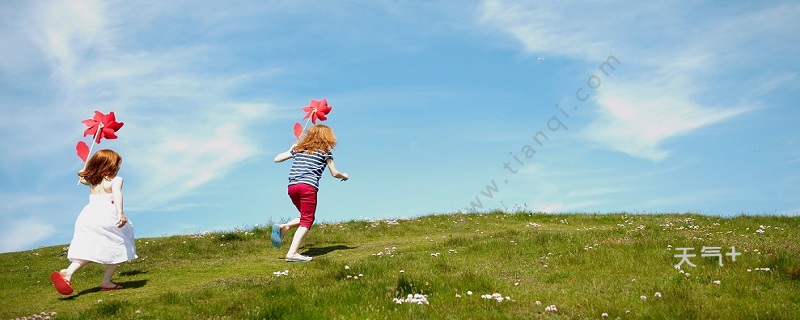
326, 159, 348, 181
116, 214, 128, 228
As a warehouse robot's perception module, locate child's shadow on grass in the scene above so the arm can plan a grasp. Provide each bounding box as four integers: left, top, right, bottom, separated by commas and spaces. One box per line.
58, 279, 149, 300
301, 245, 357, 257
119, 270, 147, 277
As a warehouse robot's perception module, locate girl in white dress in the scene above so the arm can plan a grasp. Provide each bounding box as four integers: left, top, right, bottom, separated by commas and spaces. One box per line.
50, 149, 137, 295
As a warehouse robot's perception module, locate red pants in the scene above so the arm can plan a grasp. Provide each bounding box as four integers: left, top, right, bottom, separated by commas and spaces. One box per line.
288, 183, 318, 229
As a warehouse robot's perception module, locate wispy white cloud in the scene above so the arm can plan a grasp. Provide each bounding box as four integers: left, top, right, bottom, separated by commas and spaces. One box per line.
0, 194, 61, 217
585, 83, 748, 161
10, 0, 279, 210
752, 73, 798, 97
0, 218, 56, 252
0, 194, 67, 253
479, 0, 798, 161
37, 0, 111, 79
124, 102, 271, 210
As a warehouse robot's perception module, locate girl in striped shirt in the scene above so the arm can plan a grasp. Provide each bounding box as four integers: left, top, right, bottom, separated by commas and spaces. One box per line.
272, 124, 349, 262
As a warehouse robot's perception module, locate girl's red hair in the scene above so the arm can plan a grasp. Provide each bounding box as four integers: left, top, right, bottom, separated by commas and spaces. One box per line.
294, 124, 337, 154
78, 149, 122, 186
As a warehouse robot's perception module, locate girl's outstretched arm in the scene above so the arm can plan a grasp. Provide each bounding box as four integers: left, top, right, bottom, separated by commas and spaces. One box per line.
274, 145, 296, 163
111, 177, 128, 228
327, 158, 349, 181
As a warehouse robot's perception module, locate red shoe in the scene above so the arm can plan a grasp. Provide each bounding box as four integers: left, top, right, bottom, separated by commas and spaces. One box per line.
49, 271, 73, 295
101, 284, 123, 291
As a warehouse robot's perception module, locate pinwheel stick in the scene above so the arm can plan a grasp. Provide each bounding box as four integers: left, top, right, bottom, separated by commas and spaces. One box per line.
297, 108, 316, 141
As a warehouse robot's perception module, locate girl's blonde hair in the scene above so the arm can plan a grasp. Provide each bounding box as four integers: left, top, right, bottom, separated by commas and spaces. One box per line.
78, 149, 122, 186
294, 124, 337, 154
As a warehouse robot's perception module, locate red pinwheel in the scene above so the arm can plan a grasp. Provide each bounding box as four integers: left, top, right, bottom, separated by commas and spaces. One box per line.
293, 98, 333, 140
302, 98, 332, 125
82, 111, 124, 144
75, 110, 124, 164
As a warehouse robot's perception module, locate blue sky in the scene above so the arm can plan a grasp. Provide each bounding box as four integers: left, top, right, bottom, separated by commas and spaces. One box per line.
1, 0, 798, 253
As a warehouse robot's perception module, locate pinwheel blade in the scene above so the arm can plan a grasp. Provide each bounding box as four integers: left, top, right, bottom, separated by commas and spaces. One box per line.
76, 141, 90, 162
293, 122, 303, 140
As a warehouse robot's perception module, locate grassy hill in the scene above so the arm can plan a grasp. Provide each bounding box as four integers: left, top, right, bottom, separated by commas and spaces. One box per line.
2, 212, 799, 319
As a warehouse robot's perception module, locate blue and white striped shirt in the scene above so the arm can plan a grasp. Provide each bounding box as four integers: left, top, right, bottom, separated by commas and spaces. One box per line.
288, 150, 332, 189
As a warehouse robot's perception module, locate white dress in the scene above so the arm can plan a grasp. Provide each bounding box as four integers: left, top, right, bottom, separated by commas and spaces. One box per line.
67, 189, 137, 264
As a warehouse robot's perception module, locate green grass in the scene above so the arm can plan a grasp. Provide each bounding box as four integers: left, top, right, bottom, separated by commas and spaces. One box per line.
2, 212, 799, 319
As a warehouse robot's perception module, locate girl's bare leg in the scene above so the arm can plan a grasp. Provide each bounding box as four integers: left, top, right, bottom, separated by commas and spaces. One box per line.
101, 264, 119, 288
62, 259, 91, 282
285, 226, 309, 258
